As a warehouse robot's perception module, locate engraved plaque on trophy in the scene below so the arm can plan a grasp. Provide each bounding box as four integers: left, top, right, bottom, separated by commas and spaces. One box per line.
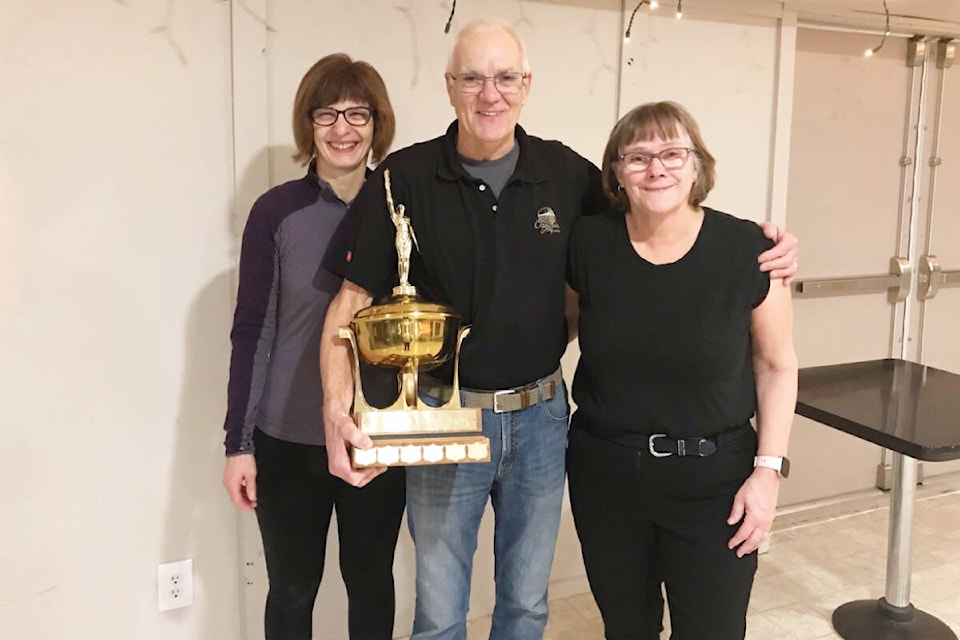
338, 170, 490, 467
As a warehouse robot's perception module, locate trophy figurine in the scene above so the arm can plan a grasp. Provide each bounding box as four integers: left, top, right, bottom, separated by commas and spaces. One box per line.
338, 170, 490, 467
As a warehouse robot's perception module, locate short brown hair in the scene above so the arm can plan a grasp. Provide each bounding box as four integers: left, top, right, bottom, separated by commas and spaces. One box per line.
291, 53, 395, 166
601, 101, 716, 212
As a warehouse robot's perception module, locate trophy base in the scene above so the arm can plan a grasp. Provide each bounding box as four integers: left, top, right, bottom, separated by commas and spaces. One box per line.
352, 434, 491, 468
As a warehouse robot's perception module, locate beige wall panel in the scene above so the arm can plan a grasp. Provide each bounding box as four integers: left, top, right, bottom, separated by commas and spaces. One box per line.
619, 9, 779, 222
0, 1, 241, 639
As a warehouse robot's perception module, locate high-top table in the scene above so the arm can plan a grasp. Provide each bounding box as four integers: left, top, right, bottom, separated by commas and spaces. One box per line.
796, 358, 960, 640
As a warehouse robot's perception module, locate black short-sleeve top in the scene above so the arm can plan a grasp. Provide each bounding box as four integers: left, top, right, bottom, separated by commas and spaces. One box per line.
567, 207, 774, 442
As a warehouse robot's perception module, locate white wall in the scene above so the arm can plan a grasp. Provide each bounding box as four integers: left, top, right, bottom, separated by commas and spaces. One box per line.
0, 1, 858, 639
619, 8, 781, 221
0, 1, 240, 639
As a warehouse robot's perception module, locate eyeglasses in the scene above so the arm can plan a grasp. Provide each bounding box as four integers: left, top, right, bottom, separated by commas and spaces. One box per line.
618, 147, 694, 172
448, 71, 528, 95
311, 106, 374, 127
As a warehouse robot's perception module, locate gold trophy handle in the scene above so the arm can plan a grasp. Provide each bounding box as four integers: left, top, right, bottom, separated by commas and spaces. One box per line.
338, 326, 374, 413
400, 359, 419, 409
437, 326, 471, 410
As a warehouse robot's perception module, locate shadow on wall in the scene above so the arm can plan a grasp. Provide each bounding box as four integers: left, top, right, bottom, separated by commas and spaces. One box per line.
158, 268, 235, 637
270, 144, 306, 190
158, 145, 283, 639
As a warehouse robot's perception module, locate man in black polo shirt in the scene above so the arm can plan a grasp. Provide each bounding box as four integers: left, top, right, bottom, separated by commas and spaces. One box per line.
320, 18, 798, 640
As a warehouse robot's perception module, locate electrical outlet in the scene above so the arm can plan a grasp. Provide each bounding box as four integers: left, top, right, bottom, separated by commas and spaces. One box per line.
157, 559, 194, 611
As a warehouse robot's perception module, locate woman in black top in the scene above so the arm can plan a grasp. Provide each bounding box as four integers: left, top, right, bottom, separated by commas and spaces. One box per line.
566, 101, 798, 640
221, 54, 405, 640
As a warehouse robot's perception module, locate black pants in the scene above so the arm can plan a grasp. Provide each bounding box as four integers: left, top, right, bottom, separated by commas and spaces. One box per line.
567, 426, 758, 640
254, 429, 406, 640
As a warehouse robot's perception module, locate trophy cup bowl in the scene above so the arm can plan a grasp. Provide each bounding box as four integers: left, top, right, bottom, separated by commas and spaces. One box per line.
353, 298, 461, 370
351, 296, 464, 415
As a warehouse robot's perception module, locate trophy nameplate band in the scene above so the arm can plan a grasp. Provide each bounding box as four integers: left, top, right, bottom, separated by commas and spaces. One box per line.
352, 435, 491, 467
357, 407, 483, 435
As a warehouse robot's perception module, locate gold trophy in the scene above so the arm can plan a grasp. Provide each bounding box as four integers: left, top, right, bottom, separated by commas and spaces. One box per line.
338, 170, 490, 468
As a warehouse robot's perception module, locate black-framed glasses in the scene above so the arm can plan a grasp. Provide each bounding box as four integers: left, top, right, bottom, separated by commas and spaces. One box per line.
618, 147, 694, 172
311, 106, 374, 127
448, 71, 528, 95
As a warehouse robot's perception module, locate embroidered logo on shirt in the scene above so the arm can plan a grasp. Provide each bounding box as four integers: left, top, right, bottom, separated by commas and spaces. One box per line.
534, 207, 560, 235
346, 250, 353, 263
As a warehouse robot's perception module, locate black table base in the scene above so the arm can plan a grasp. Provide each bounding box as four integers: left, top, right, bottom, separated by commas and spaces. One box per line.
833, 598, 958, 640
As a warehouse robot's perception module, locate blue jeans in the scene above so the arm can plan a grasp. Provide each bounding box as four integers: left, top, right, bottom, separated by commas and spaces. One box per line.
406, 383, 570, 640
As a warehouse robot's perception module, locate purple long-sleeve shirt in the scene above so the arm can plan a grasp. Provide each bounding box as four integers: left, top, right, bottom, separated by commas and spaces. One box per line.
223, 164, 349, 455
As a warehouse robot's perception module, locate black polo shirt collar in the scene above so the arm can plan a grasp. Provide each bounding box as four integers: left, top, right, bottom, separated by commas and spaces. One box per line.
436, 121, 549, 185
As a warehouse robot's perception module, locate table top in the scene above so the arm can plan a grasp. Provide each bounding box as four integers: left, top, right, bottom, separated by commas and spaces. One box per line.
796, 358, 960, 461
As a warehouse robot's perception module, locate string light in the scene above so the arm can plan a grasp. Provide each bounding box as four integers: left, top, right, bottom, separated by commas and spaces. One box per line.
624, 0, 670, 43
444, 0, 457, 34
864, 0, 890, 56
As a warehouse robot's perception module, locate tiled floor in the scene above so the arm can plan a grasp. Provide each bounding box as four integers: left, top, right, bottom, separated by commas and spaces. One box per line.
399, 484, 960, 640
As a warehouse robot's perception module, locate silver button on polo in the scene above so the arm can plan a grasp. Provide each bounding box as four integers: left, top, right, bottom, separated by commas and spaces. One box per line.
479, 184, 486, 191
492, 204, 498, 212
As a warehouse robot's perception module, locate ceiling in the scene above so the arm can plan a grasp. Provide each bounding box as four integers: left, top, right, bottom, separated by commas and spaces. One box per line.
547, 1, 960, 35
784, 0, 960, 33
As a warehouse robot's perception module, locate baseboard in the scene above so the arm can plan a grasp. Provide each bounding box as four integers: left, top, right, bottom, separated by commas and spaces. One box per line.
774, 469, 960, 533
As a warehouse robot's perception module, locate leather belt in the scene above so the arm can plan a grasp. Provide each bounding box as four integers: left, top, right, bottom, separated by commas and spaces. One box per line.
422, 367, 563, 414
616, 422, 753, 458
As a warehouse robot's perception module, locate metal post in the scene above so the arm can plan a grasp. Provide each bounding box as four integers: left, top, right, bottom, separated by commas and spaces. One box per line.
885, 452, 918, 607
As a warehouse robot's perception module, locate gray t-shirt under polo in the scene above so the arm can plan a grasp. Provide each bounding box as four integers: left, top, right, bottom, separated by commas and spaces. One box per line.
459, 140, 520, 199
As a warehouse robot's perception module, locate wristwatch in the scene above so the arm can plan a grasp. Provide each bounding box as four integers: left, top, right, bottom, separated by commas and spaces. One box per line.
754, 455, 790, 478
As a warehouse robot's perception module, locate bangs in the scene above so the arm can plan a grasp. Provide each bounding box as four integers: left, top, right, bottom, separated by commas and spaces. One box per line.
310, 67, 372, 109
627, 109, 684, 144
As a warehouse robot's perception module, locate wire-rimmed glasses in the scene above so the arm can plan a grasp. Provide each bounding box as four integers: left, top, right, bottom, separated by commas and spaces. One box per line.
448, 71, 528, 95
618, 147, 694, 172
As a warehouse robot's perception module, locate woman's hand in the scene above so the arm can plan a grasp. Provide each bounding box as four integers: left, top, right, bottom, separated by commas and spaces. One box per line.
726, 466, 781, 557
223, 453, 258, 512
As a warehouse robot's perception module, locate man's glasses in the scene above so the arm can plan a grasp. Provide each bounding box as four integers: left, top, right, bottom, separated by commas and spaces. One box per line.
311, 106, 374, 127
618, 147, 694, 172
448, 72, 528, 95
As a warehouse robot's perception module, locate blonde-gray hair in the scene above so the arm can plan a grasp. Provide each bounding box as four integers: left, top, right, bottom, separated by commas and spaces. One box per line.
446, 18, 530, 74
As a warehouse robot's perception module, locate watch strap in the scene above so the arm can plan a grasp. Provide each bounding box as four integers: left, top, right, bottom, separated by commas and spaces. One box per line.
754, 455, 790, 478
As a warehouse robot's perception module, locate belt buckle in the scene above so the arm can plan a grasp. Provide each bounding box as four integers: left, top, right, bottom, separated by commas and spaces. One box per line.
493, 389, 514, 413
648, 433, 672, 458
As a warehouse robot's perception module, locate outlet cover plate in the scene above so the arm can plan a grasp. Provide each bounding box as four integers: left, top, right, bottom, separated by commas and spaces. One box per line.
158, 559, 194, 611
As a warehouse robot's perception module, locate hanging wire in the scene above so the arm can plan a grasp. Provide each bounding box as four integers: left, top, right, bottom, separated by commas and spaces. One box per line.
444, 0, 457, 34
676, 0, 683, 19
624, 0, 660, 42
864, 0, 891, 56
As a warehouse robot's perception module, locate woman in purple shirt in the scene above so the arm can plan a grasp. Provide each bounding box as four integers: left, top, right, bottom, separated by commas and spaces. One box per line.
221, 54, 405, 640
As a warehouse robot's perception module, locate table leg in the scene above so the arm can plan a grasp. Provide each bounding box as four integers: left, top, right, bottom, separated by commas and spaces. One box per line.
832, 453, 957, 639
886, 451, 917, 607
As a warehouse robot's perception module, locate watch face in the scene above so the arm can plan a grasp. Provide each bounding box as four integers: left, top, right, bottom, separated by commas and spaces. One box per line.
780, 457, 791, 478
